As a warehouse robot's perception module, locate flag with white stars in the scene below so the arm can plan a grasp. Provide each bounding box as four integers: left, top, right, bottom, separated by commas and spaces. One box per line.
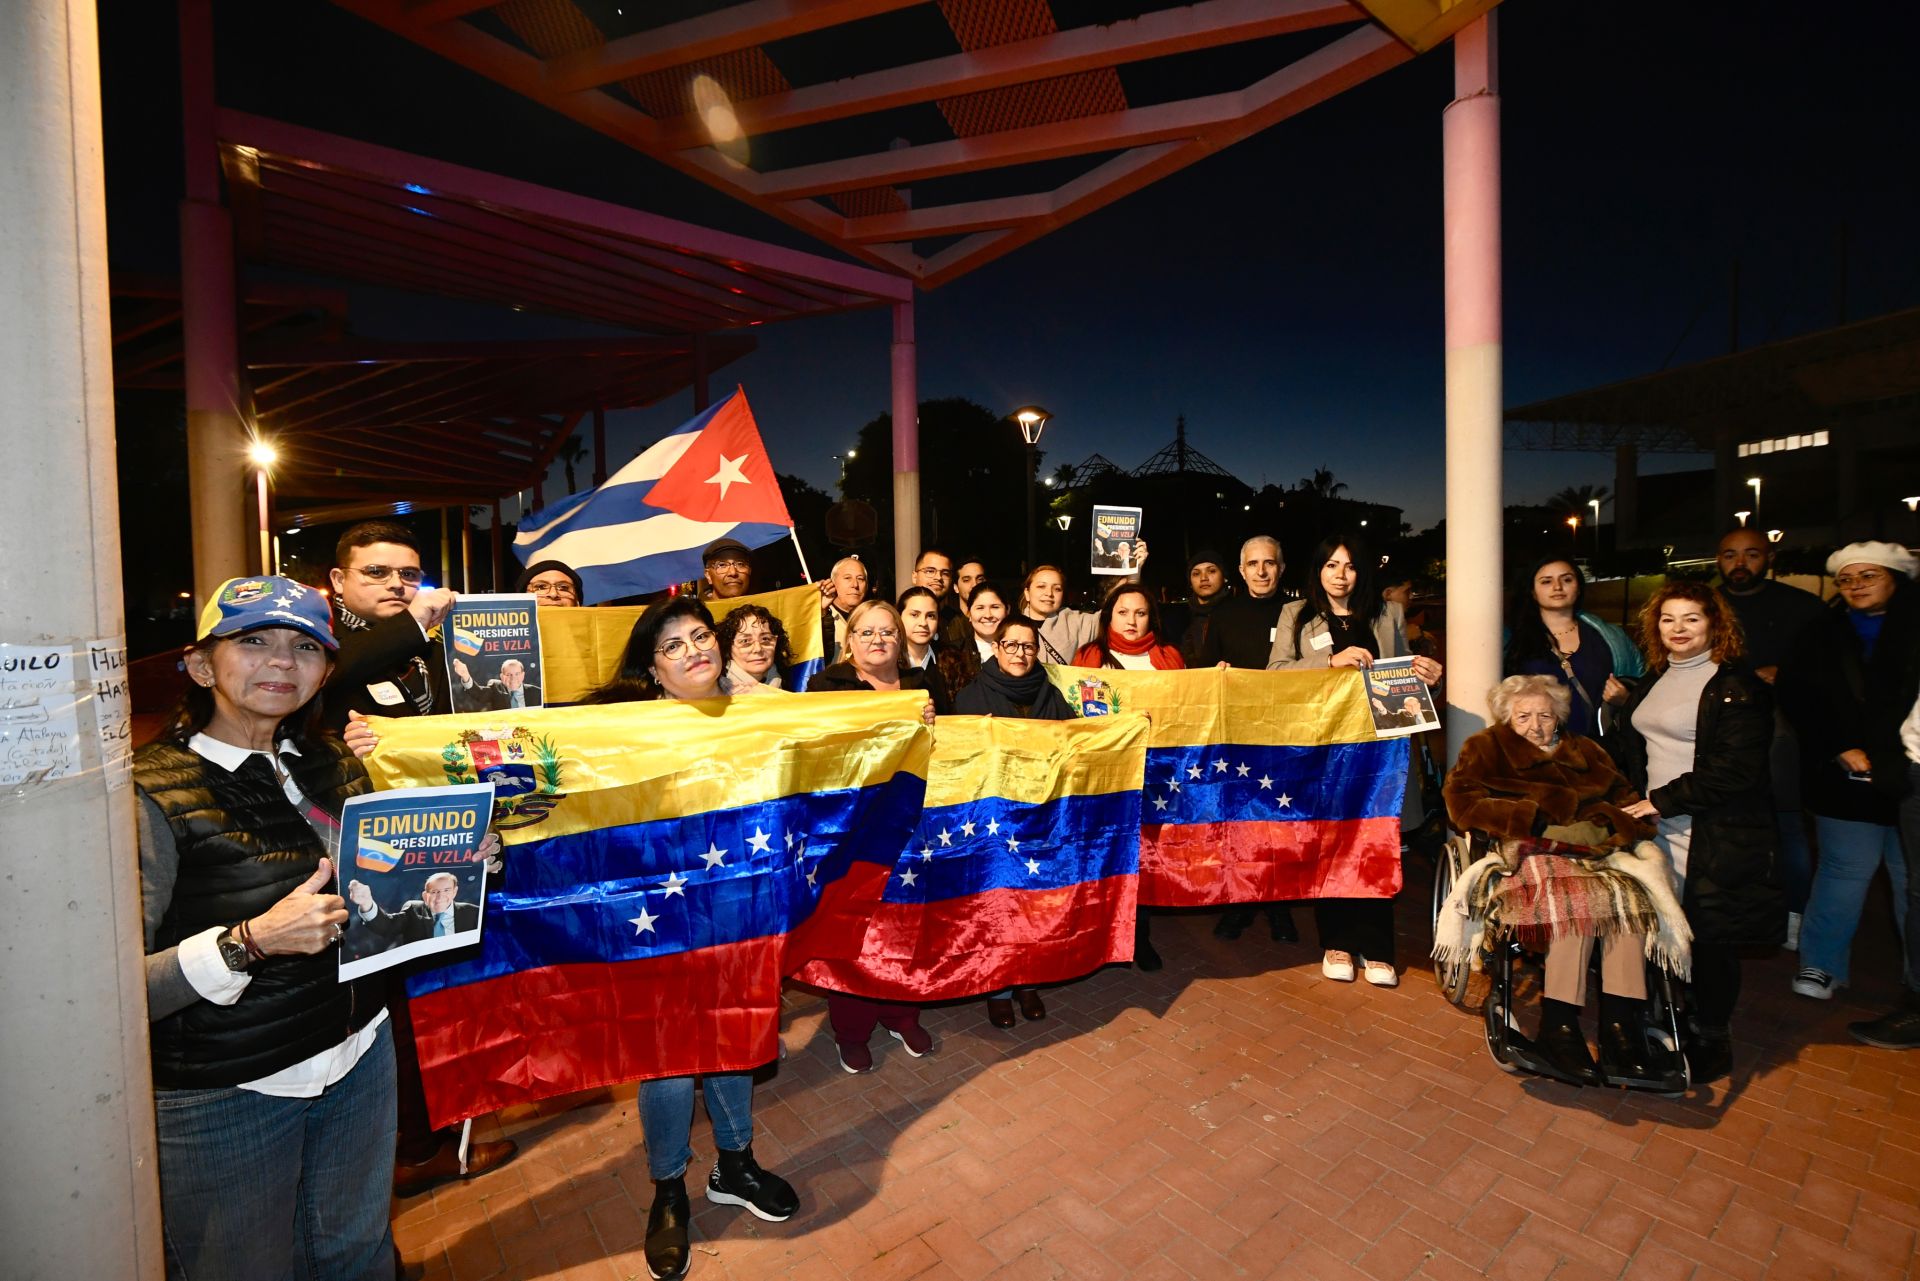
796, 713, 1149, 1001
364, 691, 931, 1128
1043, 665, 1410, 908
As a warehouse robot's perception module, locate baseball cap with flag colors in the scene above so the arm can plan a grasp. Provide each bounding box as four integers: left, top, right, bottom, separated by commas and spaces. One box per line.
196, 576, 339, 651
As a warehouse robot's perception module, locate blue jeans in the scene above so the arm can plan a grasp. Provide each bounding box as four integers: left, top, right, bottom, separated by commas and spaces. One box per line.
637, 1072, 753, 1182
156, 1021, 397, 1281
1800, 816, 1910, 986
1777, 810, 1813, 913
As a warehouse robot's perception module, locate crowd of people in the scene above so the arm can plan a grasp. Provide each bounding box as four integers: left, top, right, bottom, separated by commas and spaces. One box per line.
130, 517, 1920, 1280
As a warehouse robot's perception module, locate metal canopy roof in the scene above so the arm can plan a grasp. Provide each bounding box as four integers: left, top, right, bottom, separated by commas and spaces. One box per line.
332, 0, 1494, 288
1506, 307, 1920, 453
217, 110, 913, 334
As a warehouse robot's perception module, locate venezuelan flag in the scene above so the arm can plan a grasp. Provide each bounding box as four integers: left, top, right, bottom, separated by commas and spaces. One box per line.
539, 582, 827, 703
354, 837, 405, 873
797, 713, 1148, 1001
361, 691, 928, 1127
1045, 667, 1408, 907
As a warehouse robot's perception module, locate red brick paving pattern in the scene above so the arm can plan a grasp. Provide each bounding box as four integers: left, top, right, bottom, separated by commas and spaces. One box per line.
392, 881, 1920, 1281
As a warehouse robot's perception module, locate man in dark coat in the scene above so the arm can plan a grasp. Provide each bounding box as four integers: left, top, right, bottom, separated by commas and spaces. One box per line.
347, 872, 481, 944
323, 521, 455, 731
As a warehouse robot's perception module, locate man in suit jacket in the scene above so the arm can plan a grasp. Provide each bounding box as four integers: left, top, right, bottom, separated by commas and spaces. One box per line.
347, 872, 481, 944
451, 657, 543, 711
322, 521, 455, 731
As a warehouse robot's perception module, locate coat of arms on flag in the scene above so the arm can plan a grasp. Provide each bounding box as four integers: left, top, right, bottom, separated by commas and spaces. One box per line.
440, 727, 563, 827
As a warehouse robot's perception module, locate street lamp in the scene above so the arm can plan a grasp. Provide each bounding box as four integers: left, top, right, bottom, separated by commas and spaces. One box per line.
1587, 497, 1602, 561
247, 439, 278, 574
1746, 476, 1762, 518
1767, 529, 1784, 544
1734, 510, 1751, 527
1565, 514, 1580, 536
1010, 405, 1051, 571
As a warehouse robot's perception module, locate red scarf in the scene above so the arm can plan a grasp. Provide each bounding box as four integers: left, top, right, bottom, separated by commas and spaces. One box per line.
1074, 631, 1184, 670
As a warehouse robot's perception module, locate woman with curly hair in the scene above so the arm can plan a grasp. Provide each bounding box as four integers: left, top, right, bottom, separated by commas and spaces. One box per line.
1608, 580, 1784, 1083
715, 603, 792, 689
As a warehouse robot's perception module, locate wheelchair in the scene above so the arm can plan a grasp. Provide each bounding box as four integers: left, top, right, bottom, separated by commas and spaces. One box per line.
1432, 829, 1690, 1093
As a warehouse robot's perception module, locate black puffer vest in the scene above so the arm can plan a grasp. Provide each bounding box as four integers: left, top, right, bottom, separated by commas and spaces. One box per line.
135, 737, 384, 1088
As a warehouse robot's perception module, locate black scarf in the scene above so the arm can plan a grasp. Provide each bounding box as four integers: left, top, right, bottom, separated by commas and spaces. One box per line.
967, 657, 1071, 720
335, 605, 436, 716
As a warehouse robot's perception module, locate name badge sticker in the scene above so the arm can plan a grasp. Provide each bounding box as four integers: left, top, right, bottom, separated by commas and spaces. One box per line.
367, 681, 407, 706
1308, 630, 1334, 651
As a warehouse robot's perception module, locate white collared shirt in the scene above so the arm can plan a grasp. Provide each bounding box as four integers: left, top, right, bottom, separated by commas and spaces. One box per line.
173, 733, 387, 1098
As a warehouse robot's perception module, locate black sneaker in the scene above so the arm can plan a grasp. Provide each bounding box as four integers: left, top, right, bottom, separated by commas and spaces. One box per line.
644, 1177, 691, 1280
1849, 1007, 1920, 1050
707, 1146, 798, 1222
1265, 906, 1298, 944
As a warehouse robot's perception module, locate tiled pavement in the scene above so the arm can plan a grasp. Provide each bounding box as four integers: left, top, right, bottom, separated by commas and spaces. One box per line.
392, 866, 1920, 1281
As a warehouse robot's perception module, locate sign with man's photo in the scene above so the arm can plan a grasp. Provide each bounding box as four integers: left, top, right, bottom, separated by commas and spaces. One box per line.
337, 782, 496, 981
443, 594, 545, 714
1362, 656, 1440, 739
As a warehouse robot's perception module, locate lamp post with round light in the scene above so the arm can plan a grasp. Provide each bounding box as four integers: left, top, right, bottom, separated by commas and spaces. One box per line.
247, 439, 277, 574
1011, 405, 1051, 572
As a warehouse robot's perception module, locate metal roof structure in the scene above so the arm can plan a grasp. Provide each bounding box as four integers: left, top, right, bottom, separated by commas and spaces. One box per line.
333, 0, 1495, 288
1506, 306, 1920, 453
1132, 415, 1238, 479
217, 111, 914, 334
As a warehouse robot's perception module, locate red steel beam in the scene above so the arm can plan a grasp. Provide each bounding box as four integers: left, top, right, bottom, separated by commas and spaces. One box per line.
658, 0, 1360, 148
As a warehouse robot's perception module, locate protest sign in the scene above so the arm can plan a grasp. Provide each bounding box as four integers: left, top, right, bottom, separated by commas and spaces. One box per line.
444, 595, 543, 714
338, 782, 496, 980
1362, 656, 1440, 738
1090, 505, 1143, 576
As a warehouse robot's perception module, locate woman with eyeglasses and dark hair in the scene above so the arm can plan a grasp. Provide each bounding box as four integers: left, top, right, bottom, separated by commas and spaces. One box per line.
1268, 534, 1442, 990
715, 603, 792, 689
577, 597, 800, 1280
1503, 555, 1642, 741
958, 613, 1076, 1026
1779, 542, 1920, 1006
807, 600, 942, 1069
516, 559, 583, 606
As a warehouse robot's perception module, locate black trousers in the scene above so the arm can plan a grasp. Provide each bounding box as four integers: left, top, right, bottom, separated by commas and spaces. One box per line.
385, 974, 449, 1162
1689, 943, 1744, 1032
1315, 898, 1395, 966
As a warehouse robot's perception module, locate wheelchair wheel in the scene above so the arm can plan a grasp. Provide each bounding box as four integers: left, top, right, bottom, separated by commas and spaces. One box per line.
1482, 943, 1520, 1071
1431, 835, 1473, 1006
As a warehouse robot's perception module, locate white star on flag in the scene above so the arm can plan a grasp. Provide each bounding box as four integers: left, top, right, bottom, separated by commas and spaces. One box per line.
1152, 795, 1169, 811
938, 828, 953, 847
1276, 793, 1293, 808
1258, 775, 1273, 790
1006, 836, 1021, 853
1025, 858, 1041, 875
1187, 764, 1203, 780
747, 827, 773, 855
1213, 759, 1229, 773
961, 820, 976, 837
705, 453, 751, 499
806, 866, 818, 888
701, 843, 727, 869
629, 905, 659, 935
899, 868, 918, 888
1236, 763, 1251, 777
661, 871, 688, 898
784, 831, 794, 850
986, 818, 1000, 836
920, 845, 934, 860
1168, 779, 1181, 792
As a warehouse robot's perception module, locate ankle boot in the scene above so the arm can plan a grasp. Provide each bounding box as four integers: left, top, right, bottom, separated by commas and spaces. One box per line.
1597, 994, 1652, 1081
1534, 999, 1601, 1086
707, 1145, 799, 1222
644, 1177, 691, 1280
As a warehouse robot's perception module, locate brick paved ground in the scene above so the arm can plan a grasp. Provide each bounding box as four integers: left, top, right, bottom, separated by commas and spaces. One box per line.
392, 862, 1920, 1281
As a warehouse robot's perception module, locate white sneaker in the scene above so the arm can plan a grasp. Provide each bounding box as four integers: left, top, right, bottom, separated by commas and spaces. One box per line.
1322, 949, 1356, 982
1784, 912, 1802, 951
1792, 967, 1838, 1000
1361, 960, 1399, 988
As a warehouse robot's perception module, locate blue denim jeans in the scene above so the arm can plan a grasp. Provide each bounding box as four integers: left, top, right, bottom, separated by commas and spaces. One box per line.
1777, 810, 1813, 913
637, 1072, 753, 1182
1800, 816, 1910, 986
155, 1021, 397, 1281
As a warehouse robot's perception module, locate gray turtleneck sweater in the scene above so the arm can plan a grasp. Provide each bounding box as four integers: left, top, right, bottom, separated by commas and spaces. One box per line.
1631, 651, 1718, 877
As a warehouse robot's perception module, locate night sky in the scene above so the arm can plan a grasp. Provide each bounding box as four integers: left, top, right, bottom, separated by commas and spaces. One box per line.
99, 3, 1920, 533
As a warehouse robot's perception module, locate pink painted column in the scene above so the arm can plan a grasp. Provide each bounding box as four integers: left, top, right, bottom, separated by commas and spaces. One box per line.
890, 298, 920, 592
1443, 13, 1503, 764
179, 0, 247, 607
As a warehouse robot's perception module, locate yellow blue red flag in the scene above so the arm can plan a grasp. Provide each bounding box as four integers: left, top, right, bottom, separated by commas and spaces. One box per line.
797, 713, 1150, 1000
1045, 666, 1408, 907
362, 691, 928, 1127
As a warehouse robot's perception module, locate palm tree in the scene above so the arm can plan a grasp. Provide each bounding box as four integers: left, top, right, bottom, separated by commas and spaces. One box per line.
1546, 484, 1610, 519
555, 435, 590, 495
1297, 467, 1347, 499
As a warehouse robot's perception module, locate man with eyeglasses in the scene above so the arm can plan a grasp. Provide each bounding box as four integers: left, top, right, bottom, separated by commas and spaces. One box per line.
701, 538, 755, 600
323, 522, 521, 1197
913, 547, 972, 647
1716, 527, 1826, 946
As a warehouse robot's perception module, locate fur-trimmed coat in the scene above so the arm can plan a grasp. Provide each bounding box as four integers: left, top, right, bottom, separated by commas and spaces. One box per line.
1443, 723, 1655, 849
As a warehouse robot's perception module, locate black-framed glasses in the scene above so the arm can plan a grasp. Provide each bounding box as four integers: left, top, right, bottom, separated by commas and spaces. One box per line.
997, 641, 1038, 655
655, 628, 717, 660
356, 565, 423, 585
529, 581, 577, 599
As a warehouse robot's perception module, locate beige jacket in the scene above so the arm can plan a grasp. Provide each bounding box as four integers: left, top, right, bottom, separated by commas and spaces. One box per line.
1266, 600, 1407, 669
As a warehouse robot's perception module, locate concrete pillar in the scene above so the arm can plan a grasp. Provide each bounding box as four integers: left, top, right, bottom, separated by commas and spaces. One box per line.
0, 1, 163, 1275
461, 505, 474, 593
179, 0, 247, 608
890, 299, 921, 593
1443, 13, 1503, 765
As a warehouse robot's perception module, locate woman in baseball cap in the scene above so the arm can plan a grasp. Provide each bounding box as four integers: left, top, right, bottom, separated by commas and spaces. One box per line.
134, 575, 400, 1278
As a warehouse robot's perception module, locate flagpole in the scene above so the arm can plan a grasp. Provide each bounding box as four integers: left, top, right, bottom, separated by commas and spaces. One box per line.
787, 529, 814, 583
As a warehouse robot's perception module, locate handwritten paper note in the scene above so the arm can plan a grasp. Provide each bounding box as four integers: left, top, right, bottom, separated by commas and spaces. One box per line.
89, 637, 131, 789
0, 643, 82, 787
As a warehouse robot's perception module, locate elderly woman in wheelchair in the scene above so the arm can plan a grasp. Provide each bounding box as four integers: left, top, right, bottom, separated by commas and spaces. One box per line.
1436, 675, 1690, 1090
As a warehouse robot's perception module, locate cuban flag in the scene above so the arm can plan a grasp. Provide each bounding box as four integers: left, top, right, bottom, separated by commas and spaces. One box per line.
360, 692, 930, 1128
514, 388, 793, 603
1046, 667, 1409, 906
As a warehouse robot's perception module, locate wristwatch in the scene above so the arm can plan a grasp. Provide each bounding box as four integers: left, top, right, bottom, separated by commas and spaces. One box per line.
216, 925, 251, 973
